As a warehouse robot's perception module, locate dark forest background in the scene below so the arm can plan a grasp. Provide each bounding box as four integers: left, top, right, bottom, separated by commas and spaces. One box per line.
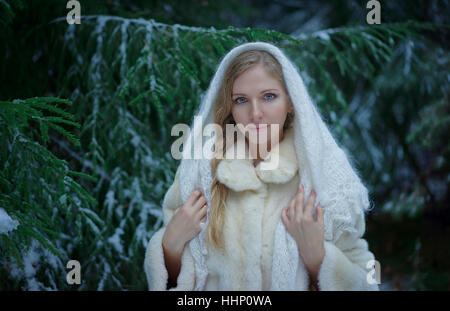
0, 0, 449, 290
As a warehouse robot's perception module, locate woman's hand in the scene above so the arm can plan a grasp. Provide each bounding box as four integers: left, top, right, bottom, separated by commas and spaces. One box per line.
281, 184, 325, 282
162, 189, 208, 254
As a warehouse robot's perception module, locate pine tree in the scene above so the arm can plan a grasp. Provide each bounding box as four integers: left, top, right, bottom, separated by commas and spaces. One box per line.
0, 97, 98, 290
1, 1, 448, 290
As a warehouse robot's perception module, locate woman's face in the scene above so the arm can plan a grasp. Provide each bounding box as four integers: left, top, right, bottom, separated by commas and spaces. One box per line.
231, 63, 293, 151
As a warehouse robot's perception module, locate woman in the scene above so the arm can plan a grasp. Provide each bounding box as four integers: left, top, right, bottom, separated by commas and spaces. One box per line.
144, 41, 379, 291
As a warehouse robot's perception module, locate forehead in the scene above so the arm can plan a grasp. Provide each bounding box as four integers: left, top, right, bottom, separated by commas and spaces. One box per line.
232, 64, 283, 95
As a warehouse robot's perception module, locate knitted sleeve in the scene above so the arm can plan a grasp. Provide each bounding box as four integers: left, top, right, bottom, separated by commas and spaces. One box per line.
316, 210, 379, 291
144, 167, 197, 291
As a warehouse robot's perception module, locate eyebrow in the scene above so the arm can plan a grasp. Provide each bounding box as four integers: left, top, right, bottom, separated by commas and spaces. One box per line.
232, 89, 279, 97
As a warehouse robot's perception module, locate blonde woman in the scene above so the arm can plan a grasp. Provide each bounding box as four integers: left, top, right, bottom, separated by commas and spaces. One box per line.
144, 41, 379, 291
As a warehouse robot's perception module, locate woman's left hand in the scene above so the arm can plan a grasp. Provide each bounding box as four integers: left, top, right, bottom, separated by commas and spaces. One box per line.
281, 184, 325, 281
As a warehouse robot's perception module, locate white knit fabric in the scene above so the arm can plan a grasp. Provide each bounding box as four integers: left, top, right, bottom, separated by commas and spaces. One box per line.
178, 41, 372, 291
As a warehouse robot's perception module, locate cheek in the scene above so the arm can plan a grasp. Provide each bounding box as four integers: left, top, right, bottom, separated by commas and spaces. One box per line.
266, 102, 288, 122
231, 106, 248, 124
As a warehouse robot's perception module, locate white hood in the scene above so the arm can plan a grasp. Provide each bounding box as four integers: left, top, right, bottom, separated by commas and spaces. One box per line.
177, 41, 371, 290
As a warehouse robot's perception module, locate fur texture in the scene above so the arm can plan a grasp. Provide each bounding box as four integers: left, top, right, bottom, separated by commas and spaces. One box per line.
176, 42, 375, 291
144, 127, 379, 290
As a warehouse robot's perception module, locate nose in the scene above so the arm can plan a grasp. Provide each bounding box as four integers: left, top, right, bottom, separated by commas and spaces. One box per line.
250, 101, 263, 122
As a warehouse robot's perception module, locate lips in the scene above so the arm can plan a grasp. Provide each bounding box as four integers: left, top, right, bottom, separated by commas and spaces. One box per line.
247, 123, 268, 130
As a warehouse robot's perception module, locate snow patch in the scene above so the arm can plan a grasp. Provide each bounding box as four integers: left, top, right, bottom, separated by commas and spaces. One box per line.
0, 208, 19, 234
108, 227, 124, 254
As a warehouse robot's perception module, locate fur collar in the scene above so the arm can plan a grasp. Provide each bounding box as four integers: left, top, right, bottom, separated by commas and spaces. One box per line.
216, 127, 298, 191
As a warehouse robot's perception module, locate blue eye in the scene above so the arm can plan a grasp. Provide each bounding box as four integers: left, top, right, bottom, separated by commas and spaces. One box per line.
234, 97, 247, 104
264, 93, 277, 101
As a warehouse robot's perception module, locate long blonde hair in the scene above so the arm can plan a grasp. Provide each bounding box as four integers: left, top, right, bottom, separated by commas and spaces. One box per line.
206, 49, 294, 253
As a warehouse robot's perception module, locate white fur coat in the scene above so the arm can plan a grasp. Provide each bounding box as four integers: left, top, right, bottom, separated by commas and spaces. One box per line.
144, 127, 379, 291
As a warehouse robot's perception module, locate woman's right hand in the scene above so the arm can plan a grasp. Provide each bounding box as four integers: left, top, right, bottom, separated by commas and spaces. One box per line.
162, 189, 208, 254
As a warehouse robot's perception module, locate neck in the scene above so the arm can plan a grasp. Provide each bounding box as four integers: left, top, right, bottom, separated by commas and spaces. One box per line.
247, 130, 284, 167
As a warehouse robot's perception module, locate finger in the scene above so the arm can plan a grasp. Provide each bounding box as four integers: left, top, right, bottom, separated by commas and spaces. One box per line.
304, 189, 316, 221
286, 205, 293, 221
285, 195, 297, 221
193, 195, 207, 210
294, 184, 304, 221
186, 189, 201, 207
199, 208, 207, 223
197, 204, 207, 220
287, 198, 295, 220
281, 206, 289, 226
316, 203, 324, 225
